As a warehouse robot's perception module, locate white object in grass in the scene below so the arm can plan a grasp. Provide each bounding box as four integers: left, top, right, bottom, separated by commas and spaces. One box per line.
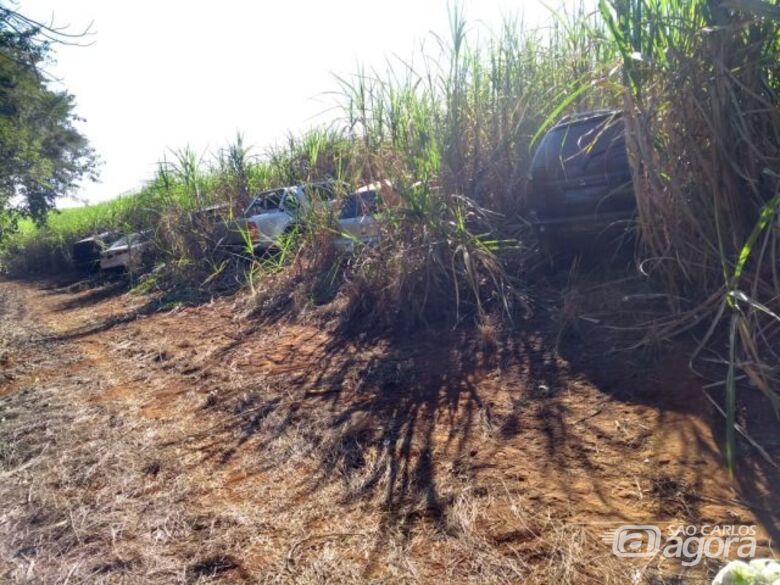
711, 559, 780, 585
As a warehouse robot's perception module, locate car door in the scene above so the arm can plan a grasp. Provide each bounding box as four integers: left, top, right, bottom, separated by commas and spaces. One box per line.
337, 190, 380, 246
270, 190, 301, 236
249, 191, 288, 244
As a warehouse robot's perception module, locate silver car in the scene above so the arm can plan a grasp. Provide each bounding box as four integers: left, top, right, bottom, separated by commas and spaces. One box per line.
240, 182, 343, 249
333, 182, 394, 252
99, 232, 153, 271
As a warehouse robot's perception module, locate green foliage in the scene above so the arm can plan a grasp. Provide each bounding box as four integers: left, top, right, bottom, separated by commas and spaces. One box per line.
1, 3, 616, 322
598, 0, 780, 471
0, 190, 145, 273
0, 4, 97, 227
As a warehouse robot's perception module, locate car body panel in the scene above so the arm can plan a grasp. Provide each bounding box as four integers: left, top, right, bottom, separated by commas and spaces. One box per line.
332, 183, 388, 252
99, 233, 153, 271
529, 111, 636, 237
241, 182, 344, 250
334, 215, 381, 252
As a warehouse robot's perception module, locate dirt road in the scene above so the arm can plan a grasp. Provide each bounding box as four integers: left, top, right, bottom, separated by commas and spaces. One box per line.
0, 278, 777, 584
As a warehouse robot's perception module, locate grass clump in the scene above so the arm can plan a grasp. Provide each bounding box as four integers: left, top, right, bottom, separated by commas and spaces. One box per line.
595, 0, 780, 469
268, 6, 617, 328
3, 4, 613, 329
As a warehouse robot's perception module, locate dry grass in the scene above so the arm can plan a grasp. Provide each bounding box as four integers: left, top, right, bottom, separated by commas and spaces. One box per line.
600, 0, 780, 469
0, 282, 713, 585
0, 393, 641, 584
0, 372, 636, 583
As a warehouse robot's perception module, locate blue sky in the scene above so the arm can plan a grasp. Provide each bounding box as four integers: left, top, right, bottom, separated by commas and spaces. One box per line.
20, 0, 556, 206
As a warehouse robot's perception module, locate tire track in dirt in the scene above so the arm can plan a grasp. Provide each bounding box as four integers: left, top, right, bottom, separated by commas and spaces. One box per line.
0, 278, 777, 584
0, 281, 259, 583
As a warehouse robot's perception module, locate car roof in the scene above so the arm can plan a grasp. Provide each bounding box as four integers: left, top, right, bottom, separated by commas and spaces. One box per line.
553, 110, 622, 130
194, 203, 227, 212
354, 181, 384, 194
75, 230, 116, 245
108, 231, 148, 246
260, 187, 287, 195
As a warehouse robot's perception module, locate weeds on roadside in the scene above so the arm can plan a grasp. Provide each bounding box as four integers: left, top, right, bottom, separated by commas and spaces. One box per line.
593, 0, 780, 470
3, 1, 778, 464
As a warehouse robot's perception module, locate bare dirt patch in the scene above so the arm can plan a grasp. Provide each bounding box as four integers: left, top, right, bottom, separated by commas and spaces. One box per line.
0, 276, 777, 584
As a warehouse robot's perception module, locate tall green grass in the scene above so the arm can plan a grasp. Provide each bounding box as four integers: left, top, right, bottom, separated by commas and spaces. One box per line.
4, 4, 615, 288
596, 0, 780, 471
0, 192, 152, 273
2, 2, 777, 465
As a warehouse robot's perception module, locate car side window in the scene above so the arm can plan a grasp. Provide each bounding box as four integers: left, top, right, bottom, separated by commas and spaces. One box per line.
340, 195, 359, 219
340, 191, 378, 219
247, 192, 283, 215
282, 193, 300, 213
246, 199, 263, 215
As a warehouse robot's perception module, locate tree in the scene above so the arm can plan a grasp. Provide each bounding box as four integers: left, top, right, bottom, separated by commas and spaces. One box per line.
0, 4, 96, 231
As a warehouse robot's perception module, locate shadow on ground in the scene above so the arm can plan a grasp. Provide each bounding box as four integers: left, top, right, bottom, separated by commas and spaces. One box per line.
197, 299, 779, 561
22, 262, 779, 568
33, 269, 246, 342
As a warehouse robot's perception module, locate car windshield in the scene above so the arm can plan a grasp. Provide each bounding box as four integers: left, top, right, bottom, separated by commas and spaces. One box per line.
534, 117, 626, 178
246, 190, 284, 215
108, 233, 147, 249
109, 236, 129, 248
340, 191, 379, 219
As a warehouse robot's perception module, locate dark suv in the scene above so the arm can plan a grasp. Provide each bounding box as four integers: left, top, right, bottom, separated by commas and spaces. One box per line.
72, 231, 118, 272
529, 110, 636, 253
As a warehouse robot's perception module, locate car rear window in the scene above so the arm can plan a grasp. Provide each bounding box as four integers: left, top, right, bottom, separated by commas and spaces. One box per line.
533, 117, 627, 180
246, 190, 284, 215
340, 191, 379, 219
